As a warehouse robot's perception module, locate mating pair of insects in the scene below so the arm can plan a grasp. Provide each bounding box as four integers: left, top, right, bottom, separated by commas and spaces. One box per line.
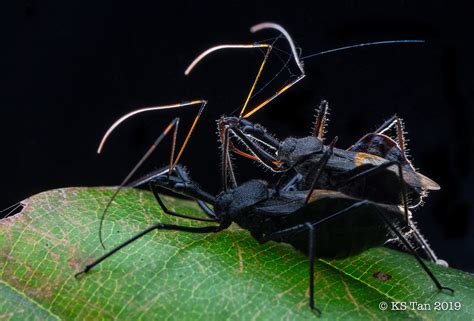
76, 22, 453, 315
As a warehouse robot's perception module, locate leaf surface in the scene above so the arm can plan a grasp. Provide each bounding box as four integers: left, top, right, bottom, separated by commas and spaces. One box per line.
0, 187, 472, 320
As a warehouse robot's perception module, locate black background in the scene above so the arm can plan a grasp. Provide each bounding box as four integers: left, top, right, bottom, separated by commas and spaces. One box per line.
1, 1, 473, 272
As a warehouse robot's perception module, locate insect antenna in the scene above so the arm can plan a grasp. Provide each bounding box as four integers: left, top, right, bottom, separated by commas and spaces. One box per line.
300, 40, 425, 61
98, 118, 181, 249
251, 22, 304, 74
98, 100, 207, 168
0, 202, 24, 218
184, 22, 305, 119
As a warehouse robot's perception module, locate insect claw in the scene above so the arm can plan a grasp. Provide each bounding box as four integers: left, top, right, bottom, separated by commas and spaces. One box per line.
74, 270, 86, 279
311, 306, 322, 317
440, 286, 455, 295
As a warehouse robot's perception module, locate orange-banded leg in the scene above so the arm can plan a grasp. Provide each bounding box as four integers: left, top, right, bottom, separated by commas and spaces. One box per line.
217, 116, 282, 171
218, 118, 283, 172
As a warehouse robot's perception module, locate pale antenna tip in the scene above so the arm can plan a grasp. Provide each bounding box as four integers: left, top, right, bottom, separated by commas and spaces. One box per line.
250, 22, 277, 33
97, 138, 106, 154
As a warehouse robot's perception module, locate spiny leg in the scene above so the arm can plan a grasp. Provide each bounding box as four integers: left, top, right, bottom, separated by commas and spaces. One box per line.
224, 124, 282, 171
217, 117, 282, 171
374, 115, 407, 153
220, 124, 238, 191
335, 161, 441, 262
311, 100, 330, 141
374, 206, 454, 294
406, 221, 441, 264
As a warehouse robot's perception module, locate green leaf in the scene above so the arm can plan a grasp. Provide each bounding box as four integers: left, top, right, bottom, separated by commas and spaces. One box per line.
0, 187, 473, 321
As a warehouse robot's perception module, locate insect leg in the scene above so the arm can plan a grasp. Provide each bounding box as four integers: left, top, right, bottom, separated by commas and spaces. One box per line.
406, 221, 442, 264
262, 201, 374, 313
350, 115, 408, 155
304, 137, 338, 204
218, 117, 282, 171
75, 221, 229, 278
148, 182, 217, 222
306, 223, 322, 315
220, 124, 238, 191
173, 165, 217, 218
264, 200, 453, 294
373, 206, 454, 294
99, 118, 182, 249
263, 200, 370, 242
128, 166, 216, 218
242, 23, 306, 118
311, 100, 329, 140
374, 115, 407, 153
226, 125, 281, 171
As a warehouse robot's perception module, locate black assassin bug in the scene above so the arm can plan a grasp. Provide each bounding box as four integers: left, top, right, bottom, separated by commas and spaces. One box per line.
94, 22, 428, 231
182, 22, 436, 214
217, 101, 439, 208
76, 125, 454, 314
176, 22, 433, 208
217, 108, 448, 265
74, 23, 452, 315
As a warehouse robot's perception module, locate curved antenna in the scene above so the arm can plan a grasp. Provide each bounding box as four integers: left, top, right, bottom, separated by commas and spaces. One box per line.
99, 119, 179, 249
184, 22, 306, 119
250, 22, 305, 74
97, 100, 206, 154
184, 44, 271, 76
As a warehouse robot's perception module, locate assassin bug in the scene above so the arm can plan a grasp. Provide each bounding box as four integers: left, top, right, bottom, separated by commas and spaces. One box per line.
217, 102, 439, 208
181, 23, 445, 264
75, 23, 451, 314
93, 22, 303, 247
96, 22, 427, 219
218, 112, 446, 266
76, 121, 454, 314
183, 23, 435, 211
